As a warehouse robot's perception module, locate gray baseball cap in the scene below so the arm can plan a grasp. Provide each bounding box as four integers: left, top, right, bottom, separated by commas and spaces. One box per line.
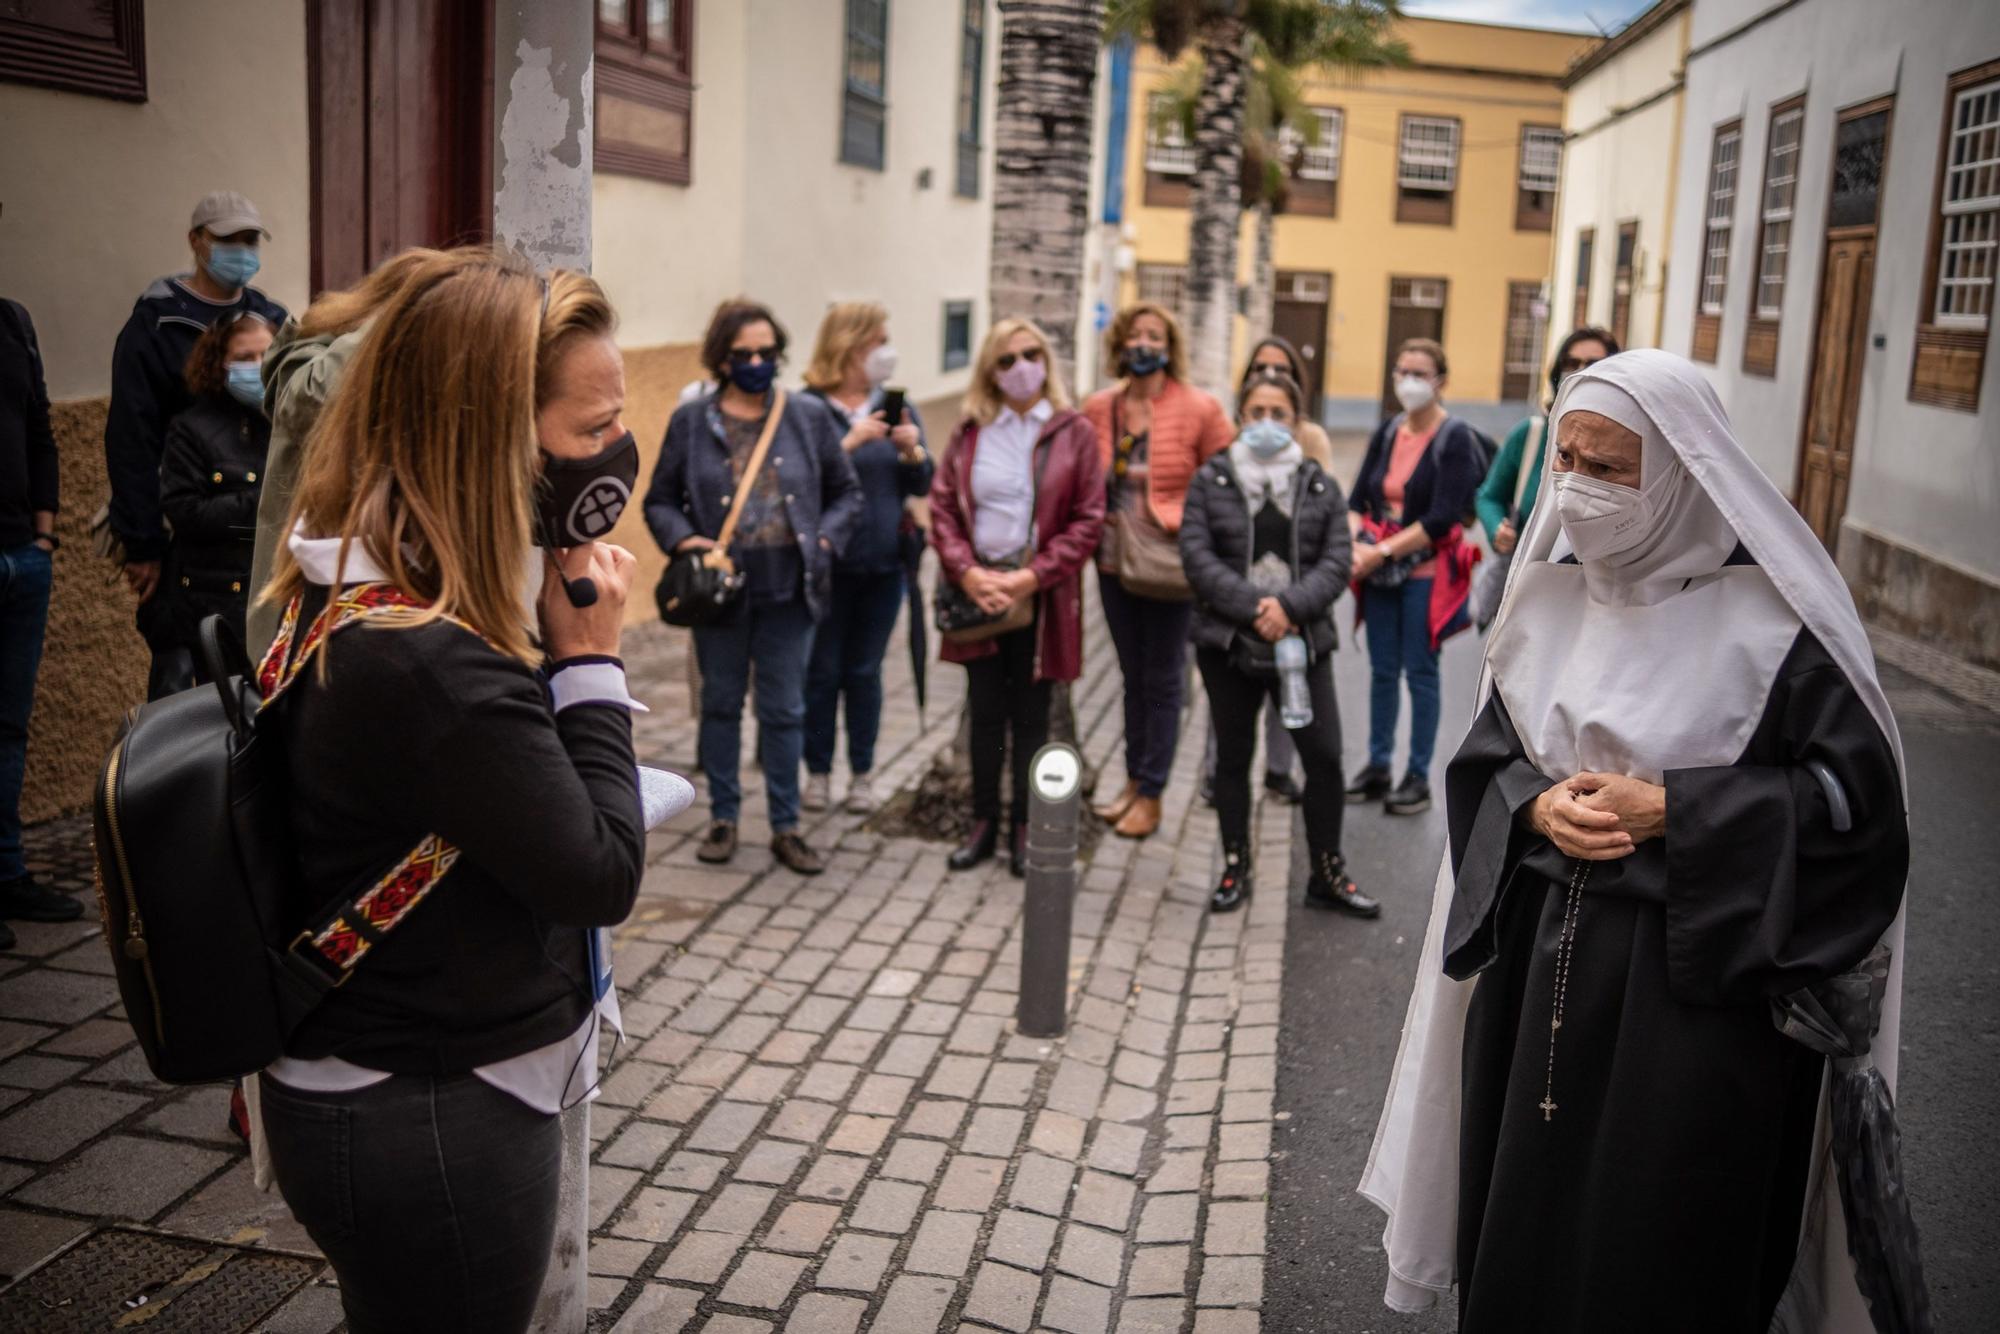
189, 191, 269, 238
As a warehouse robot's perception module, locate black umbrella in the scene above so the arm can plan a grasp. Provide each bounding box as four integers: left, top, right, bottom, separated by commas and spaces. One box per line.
899, 511, 928, 720
1772, 944, 1934, 1334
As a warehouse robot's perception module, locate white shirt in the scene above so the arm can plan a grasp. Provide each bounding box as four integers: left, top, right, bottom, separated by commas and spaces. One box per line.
971, 398, 1051, 562
262, 526, 672, 1114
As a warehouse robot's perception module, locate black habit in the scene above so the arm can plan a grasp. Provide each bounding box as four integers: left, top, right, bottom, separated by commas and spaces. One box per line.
1443, 627, 1908, 1333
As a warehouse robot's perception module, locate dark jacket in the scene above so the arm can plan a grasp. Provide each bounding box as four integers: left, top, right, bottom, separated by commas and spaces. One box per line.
802, 387, 933, 575
1348, 413, 1486, 543
276, 590, 644, 1072
0, 300, 56, 549
1180, 453, 1352, 659
104, 275, 287, 561
160, 394, 270, 648
929, 410, 1105, 683
642, 389, 862, 622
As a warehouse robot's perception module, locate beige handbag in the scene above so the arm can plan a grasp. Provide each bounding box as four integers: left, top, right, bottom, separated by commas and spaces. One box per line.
1105, 398, 1193, 602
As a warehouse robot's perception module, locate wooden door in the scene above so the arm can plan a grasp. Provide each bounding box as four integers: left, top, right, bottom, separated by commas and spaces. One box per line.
1382, 277, 1447, 416
1272, 270, 1331, 418
307, 0, 492, 295
1795, 101, 1891, 551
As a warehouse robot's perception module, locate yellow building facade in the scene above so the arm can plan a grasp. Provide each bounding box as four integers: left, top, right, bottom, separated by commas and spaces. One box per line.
1119, 17, 1596, 431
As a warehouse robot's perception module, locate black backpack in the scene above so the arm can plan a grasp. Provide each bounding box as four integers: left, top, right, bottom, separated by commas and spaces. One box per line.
93, 598, 458, 1084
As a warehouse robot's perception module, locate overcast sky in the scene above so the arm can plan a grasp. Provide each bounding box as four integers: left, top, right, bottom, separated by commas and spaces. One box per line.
1401, 0, 1643, 36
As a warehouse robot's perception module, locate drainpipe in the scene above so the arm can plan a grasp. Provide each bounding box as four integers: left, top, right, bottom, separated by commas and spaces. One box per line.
489, 6, 594, 1332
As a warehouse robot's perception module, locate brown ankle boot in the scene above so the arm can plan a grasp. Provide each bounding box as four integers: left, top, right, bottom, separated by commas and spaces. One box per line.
1094, 779, 1140, 824
1114, 794, 1162, 838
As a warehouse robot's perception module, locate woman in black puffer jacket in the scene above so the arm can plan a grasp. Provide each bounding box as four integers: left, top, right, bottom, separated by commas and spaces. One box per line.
160, 310, 274, 666
1180, 370, 1378, 918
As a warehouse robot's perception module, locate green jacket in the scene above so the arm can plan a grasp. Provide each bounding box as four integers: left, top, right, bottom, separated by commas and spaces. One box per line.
1474, 414, 1548, 545
245, 319, 368, 659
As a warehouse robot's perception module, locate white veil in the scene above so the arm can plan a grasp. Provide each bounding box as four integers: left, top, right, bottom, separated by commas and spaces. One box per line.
1356, 349, 1908, 1332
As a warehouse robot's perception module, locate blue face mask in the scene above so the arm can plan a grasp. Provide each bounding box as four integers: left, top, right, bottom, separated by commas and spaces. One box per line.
225, 361, 264, 409
1123, 346, 1169, 379
1239, 418, 1294, 458
204, 241, 262, 289
728, 357, 777, 395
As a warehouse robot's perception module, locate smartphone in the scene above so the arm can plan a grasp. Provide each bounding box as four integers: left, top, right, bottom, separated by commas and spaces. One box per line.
879, 387, 907, 427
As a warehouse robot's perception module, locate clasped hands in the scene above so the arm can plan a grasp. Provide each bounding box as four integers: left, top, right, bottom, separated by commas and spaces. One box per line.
961, 564, 1037, 615
1529, 771, 1666, 861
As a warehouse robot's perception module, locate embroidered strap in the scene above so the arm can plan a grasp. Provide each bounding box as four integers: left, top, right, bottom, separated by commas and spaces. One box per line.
259, 583, 482, 987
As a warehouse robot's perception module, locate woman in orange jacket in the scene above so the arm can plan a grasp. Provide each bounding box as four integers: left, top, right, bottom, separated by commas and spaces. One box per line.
1083, 302, 1233, 838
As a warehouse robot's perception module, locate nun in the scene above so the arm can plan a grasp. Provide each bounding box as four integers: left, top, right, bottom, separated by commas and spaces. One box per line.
1358, 350, 1911, 1333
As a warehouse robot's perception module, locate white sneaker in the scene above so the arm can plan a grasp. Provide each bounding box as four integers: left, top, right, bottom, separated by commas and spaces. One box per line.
845, 772, 876, 813
802, 773, 831, 812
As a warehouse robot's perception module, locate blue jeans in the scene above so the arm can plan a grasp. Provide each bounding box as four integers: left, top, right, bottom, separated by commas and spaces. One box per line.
804, 567, 904, 777
1363, 577, 1441, 780
0, 542, 53, 882
1099, 573, 1195, 797
693, 597, 815, 831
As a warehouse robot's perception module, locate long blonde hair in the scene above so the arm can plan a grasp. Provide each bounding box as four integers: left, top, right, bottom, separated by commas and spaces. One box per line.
962, 317, 1071, 425
803, 301, 887, 393
265, 247, 615, 666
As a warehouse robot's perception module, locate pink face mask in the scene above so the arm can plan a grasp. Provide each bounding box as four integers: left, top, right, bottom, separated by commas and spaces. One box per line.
995, 354, 1047, 402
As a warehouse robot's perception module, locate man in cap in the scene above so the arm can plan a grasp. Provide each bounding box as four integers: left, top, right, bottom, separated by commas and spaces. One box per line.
104, 190, 288, 697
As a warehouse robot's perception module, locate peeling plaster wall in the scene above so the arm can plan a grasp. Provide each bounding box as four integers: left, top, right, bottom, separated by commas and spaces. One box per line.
493, 5, 595, 271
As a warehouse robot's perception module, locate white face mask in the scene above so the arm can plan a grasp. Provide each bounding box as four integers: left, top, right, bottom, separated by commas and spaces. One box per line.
1394, 375, 1436, 413
864, 343, 899, 387
1552, 470, 1650, 564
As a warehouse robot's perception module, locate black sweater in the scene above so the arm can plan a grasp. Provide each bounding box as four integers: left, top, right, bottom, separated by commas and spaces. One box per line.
1348, 413, 1486, 542
275, 589, 645, 1072
0, 300, 57, 549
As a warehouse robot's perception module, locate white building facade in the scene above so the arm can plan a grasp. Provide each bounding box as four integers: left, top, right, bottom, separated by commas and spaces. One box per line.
1660, 0, 2000, 671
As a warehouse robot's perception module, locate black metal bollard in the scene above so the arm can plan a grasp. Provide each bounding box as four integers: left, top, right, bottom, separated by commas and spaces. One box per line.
1018, 743, 1082, 1038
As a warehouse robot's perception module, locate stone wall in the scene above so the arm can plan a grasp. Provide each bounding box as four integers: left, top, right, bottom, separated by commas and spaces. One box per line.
1841, 520, 2000, 676
24, 398, 150, 823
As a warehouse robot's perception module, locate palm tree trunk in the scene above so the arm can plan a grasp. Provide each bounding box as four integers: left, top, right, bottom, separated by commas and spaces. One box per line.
1246, 196, 1275, 345
988, 0, 1106, 378
1182, 19, 1250, 399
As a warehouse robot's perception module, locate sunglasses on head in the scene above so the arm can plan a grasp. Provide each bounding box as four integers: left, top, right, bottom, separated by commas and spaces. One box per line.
728, 346, 779, 366
995, 347, 1044, 371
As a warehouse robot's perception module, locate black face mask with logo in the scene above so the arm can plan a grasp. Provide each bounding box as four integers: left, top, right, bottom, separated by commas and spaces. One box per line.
536, 430, 639, 548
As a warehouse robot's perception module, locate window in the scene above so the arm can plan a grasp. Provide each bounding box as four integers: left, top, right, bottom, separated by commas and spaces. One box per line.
1278, 107, 1342, 217
942, 300, 973, 371
0, 0, 146, 102
1137, 264, 1188, 321
841, 0, 890, 170
1572, 228, 1594, 329
1743, 99, 1804, 375
1516, 125, 1562, 232
1143, 91, 1195, 207
1693, 121, 1741, 362
1502, 282, 1549, 401
1914, 63, 2000, 411
954, 0, 984, 198
1611, 222, 1638, 348
595, 0, 695, 184
1397, 115, 1460, 225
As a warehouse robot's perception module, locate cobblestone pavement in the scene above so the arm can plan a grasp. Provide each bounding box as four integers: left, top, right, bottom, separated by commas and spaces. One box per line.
3, 581, 1305, 1334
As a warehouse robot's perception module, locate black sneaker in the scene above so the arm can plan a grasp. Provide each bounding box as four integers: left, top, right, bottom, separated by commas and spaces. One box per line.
696, 820, 737, 863
0, 875, 84, 923
1009, 823, 1027, 879
1305, 852, 1381, 918
1345, 765, 1391, 804
1210, 845, 1253, 913
771, 832, 825, 876
1263, 772, 1304, 805
1384, 775, 1431, 816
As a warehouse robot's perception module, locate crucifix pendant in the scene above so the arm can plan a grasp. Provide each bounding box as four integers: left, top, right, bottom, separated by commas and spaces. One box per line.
1539, 1097, 1557, 1122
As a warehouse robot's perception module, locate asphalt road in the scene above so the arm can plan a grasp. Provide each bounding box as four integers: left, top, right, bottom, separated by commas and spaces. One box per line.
1262, 627, 2000, 1332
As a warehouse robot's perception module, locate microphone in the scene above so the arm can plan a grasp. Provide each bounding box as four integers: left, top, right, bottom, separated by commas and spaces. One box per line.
558, 568, 599, 608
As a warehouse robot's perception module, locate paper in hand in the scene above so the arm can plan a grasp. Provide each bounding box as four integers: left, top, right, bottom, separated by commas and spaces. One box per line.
639, 767, 696, 830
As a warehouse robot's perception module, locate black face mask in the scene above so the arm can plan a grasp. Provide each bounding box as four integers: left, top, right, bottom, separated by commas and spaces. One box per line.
1123, 346, 1169, 379
536, 430, 639, 547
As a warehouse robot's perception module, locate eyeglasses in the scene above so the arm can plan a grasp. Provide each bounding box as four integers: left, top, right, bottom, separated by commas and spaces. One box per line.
728, 346, 779, 366
995, 347, 1044, 371
1558, 355, 1604, 374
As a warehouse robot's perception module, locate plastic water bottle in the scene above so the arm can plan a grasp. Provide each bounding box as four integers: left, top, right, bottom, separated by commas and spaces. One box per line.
1276, 635, 1312, 730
